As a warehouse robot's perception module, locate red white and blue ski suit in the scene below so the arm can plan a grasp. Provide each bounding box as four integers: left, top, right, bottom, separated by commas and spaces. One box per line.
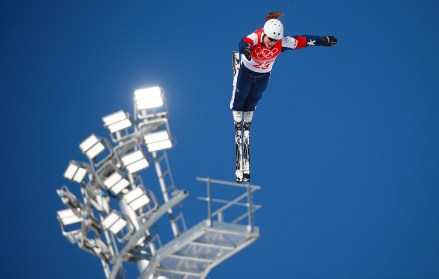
230, 28, 326, 112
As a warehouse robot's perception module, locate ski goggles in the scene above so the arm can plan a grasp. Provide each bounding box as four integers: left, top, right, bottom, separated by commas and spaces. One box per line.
267, 36, 279, 42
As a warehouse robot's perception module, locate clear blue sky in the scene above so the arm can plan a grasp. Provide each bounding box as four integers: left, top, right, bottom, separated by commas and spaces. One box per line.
1, 0, 439, 278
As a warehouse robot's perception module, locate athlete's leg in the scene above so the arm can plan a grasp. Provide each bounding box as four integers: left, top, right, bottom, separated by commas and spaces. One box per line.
230, 69, 253, 111
242, 73, 270, 112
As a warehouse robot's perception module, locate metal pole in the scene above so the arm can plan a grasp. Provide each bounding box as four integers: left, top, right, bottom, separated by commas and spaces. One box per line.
246, 183, 254, 233
119, 198, 150, 273
207, 178, 212, 226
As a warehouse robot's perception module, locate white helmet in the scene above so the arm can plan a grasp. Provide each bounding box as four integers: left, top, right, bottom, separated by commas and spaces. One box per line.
263, 19, 284, 40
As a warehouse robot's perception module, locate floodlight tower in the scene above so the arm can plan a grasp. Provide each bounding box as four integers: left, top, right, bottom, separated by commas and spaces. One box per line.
56, 86, 261, 279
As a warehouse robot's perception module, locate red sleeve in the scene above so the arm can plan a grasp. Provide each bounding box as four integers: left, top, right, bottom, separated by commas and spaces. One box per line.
243, 37, 254, 47
294, 36, 308, 49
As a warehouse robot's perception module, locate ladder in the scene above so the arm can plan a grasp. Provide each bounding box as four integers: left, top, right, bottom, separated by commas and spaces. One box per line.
152, 150, 187, 238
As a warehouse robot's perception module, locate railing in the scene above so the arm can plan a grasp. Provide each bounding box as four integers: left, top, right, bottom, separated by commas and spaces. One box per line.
196, 177, 262, 232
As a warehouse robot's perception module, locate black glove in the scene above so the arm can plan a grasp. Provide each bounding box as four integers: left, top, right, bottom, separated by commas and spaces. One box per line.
242, 45, 252, 60
322, 36, 337, 47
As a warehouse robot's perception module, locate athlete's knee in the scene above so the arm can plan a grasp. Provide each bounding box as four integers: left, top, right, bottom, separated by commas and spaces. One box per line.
232, 110, 243, 123
243, 111, 253, 123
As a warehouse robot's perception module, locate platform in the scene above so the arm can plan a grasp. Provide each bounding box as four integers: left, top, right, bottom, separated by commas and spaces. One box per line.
140, 220, 259, 279
139, 178, 261, 279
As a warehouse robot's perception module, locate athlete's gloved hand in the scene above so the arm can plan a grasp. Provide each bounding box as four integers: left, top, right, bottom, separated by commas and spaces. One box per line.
322, 36, 337, 47
242, 45, 252, 60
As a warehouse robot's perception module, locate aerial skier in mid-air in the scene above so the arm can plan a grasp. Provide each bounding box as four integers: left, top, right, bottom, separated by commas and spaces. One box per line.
230, 11, 338, 183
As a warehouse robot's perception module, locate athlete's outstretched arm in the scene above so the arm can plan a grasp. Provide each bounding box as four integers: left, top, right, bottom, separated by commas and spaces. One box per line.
282, 35, 337, 51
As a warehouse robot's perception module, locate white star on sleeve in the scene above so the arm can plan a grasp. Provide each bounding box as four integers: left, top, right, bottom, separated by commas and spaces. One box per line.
307, 39, 316, 46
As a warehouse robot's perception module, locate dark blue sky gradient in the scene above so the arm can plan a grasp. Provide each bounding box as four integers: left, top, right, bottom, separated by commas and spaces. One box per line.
1, 1, 439, 278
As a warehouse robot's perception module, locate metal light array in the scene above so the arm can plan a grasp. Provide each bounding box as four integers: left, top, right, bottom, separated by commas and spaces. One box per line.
56, 86, 261, 279
56, 86, 186, 279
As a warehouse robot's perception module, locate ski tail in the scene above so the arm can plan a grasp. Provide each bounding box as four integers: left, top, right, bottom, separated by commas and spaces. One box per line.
235, 121, 244, 183
243, 121, 251, 182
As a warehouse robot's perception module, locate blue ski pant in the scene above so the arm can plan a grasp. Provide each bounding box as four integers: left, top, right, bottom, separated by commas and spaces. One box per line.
230, 65, 271, 112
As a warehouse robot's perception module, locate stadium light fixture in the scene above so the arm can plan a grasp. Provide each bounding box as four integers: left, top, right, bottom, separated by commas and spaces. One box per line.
121, 150, 149, 174
134, 86, 169, 122
103, 172, 131, 195
102, 110, 132, 133
143, 130, 172, 152
102, 211, 128, 235
57, 208, 84, 244
64, 161, 88, 183
80, 134, 105, 159
102, 110, 136, 143
57, 208, 83, 226
80, 134, 114, 167
134, 87, 164, 110
123, 187, 150, 211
